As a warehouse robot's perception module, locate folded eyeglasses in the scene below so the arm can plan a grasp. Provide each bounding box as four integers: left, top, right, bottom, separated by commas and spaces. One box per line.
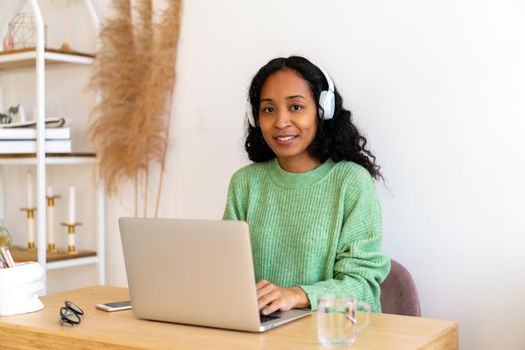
59, 301, 84, 326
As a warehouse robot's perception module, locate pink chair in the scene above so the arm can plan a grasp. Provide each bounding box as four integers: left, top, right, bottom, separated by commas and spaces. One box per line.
380, 259, 421, 317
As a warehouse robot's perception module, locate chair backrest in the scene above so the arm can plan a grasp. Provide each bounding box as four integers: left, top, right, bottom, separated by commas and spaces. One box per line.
380, 259, 421, 317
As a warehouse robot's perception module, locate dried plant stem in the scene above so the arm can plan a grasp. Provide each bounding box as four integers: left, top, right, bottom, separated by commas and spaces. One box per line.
154, 150, 166, 218
143, 158, 149, 217
154, 94, 173, 218
134, 173, 138, 217
154, 172, 164, 218
152, 0, 182, 217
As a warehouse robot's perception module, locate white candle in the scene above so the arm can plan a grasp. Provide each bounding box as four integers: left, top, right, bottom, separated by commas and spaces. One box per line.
47, 186, 54, 245
27, 170, 33, 208
68, 185, 76, 224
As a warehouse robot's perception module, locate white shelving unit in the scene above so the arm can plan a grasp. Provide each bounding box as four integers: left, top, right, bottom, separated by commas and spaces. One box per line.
0, 155, 97, 165
0, 0, 104, 294
0, 49, 94, 68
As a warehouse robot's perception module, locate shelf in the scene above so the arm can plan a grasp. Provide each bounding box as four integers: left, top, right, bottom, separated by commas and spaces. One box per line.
0, 47, 95, 70
10, 245, 98, 270
47, 256, 99, 270
0, 152, 96, 165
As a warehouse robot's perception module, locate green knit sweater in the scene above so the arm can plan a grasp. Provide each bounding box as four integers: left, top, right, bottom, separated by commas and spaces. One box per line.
223, 158, 390, 312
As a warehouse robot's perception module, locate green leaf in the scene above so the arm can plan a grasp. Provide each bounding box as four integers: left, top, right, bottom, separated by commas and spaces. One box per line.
0, 113, 12, 124
8, 104, 20, 115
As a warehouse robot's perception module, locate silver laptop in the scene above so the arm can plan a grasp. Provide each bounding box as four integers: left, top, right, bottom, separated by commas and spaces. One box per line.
119, 217, 311, 332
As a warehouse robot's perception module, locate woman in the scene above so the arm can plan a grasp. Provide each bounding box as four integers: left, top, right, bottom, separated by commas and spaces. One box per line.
223, 56, 390, 315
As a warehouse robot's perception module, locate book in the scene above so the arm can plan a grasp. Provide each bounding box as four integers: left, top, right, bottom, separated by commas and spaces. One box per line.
0, 127, 70, 140
0, 140, 72, 154
0, 117, 65, 129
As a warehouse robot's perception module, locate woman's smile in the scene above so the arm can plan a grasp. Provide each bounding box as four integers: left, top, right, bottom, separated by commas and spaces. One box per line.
274, 134, 298, 145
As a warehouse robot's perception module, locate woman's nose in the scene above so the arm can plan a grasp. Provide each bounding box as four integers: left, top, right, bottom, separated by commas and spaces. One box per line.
274, 110, 291, 129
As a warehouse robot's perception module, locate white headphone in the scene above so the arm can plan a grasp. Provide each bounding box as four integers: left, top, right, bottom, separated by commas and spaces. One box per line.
246, 61, 336, 127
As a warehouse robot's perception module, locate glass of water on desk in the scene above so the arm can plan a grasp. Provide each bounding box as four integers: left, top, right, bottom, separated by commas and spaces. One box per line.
317, 292, 371, 346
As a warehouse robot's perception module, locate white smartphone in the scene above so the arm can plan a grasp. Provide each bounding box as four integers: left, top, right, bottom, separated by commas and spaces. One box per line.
95, 300, 132, 312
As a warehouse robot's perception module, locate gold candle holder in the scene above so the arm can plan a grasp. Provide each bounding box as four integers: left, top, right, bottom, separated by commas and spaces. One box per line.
46, 195, 61, 253
60, 222, 81, 255
20, 208, 37, 250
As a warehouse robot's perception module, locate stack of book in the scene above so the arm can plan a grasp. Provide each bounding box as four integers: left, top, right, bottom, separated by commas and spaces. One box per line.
0, 118, 71, 154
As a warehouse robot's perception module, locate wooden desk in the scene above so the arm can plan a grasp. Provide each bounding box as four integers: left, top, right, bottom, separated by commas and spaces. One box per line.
0, 286, 458, 350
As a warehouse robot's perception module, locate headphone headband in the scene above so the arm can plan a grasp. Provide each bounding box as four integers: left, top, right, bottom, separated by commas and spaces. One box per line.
312, 62, 334, 94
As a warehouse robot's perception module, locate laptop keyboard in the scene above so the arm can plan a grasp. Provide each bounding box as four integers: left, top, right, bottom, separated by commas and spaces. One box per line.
260, 313, 281, 323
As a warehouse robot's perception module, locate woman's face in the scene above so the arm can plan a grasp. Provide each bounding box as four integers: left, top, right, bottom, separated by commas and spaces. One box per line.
258, 69, 320, 172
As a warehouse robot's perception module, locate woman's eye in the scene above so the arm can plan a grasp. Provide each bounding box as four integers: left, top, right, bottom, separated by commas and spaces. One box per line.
262, 106, 274, 113
291, 104, 302, 111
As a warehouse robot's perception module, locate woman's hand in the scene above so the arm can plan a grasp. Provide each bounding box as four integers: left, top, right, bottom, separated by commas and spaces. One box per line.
256, 280, 310, 315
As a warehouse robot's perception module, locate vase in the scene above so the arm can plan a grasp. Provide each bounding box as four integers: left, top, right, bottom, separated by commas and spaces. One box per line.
0, 225, 12, 249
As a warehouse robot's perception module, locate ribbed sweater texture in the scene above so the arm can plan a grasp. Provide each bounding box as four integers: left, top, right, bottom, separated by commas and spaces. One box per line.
223, 158, 390, 312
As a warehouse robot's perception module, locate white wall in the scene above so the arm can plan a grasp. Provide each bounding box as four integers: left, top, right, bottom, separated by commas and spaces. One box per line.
152, 1, 525, 349
3, 0, 525, 349
133, 1, 525, 349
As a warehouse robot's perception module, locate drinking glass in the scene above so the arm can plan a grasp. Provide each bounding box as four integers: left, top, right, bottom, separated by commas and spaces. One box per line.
317, 292, 371, 346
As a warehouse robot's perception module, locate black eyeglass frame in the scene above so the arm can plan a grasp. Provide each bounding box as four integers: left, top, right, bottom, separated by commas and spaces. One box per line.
60, 300, 84, 326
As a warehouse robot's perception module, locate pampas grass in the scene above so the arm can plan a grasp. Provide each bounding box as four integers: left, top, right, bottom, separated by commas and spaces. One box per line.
89, 0, 182, 217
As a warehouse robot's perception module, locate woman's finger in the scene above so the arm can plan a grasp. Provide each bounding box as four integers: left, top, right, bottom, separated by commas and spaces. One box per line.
256, 282, 276, 299
255, 280, 270, 289
257, 290, 280, 310
262, 298, 284, 315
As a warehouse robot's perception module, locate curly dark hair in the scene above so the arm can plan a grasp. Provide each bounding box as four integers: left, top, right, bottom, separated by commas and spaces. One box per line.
245, 56, 382, 180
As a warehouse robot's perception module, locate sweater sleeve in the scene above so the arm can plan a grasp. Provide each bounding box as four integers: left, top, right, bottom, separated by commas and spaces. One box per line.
299, 172, 390, 312
222, 172, 246, 221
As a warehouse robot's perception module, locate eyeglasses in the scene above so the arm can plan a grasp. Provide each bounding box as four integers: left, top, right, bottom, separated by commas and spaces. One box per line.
59, 301, 84, 326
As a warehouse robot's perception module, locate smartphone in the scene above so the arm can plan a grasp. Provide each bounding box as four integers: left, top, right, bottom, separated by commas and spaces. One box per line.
95, 300, 132, 312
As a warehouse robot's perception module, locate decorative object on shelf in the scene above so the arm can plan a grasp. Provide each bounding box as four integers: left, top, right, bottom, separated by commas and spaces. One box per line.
60, 222, 81, 255
0, 116, 65, 129
20, 170, 36, 250
2, 34, 14, 51
0, 113, 10, 125
89, 0, 182, 218
0, 115, 72, 154
46, 187, 61, 253
0, 126, 70, 139
18, 105, 26, 122
60, 0, 73, 52
19, 209, 36, 249
60, 185, 80, 255
0, 221, 12, 249
7, 12, 47, 50
0, 104, 23, 125
0, 139, 71, 154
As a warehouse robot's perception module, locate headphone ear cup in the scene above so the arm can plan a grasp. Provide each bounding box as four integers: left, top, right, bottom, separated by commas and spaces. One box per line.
246, 100, 255, 127
319, 90, 335, 120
